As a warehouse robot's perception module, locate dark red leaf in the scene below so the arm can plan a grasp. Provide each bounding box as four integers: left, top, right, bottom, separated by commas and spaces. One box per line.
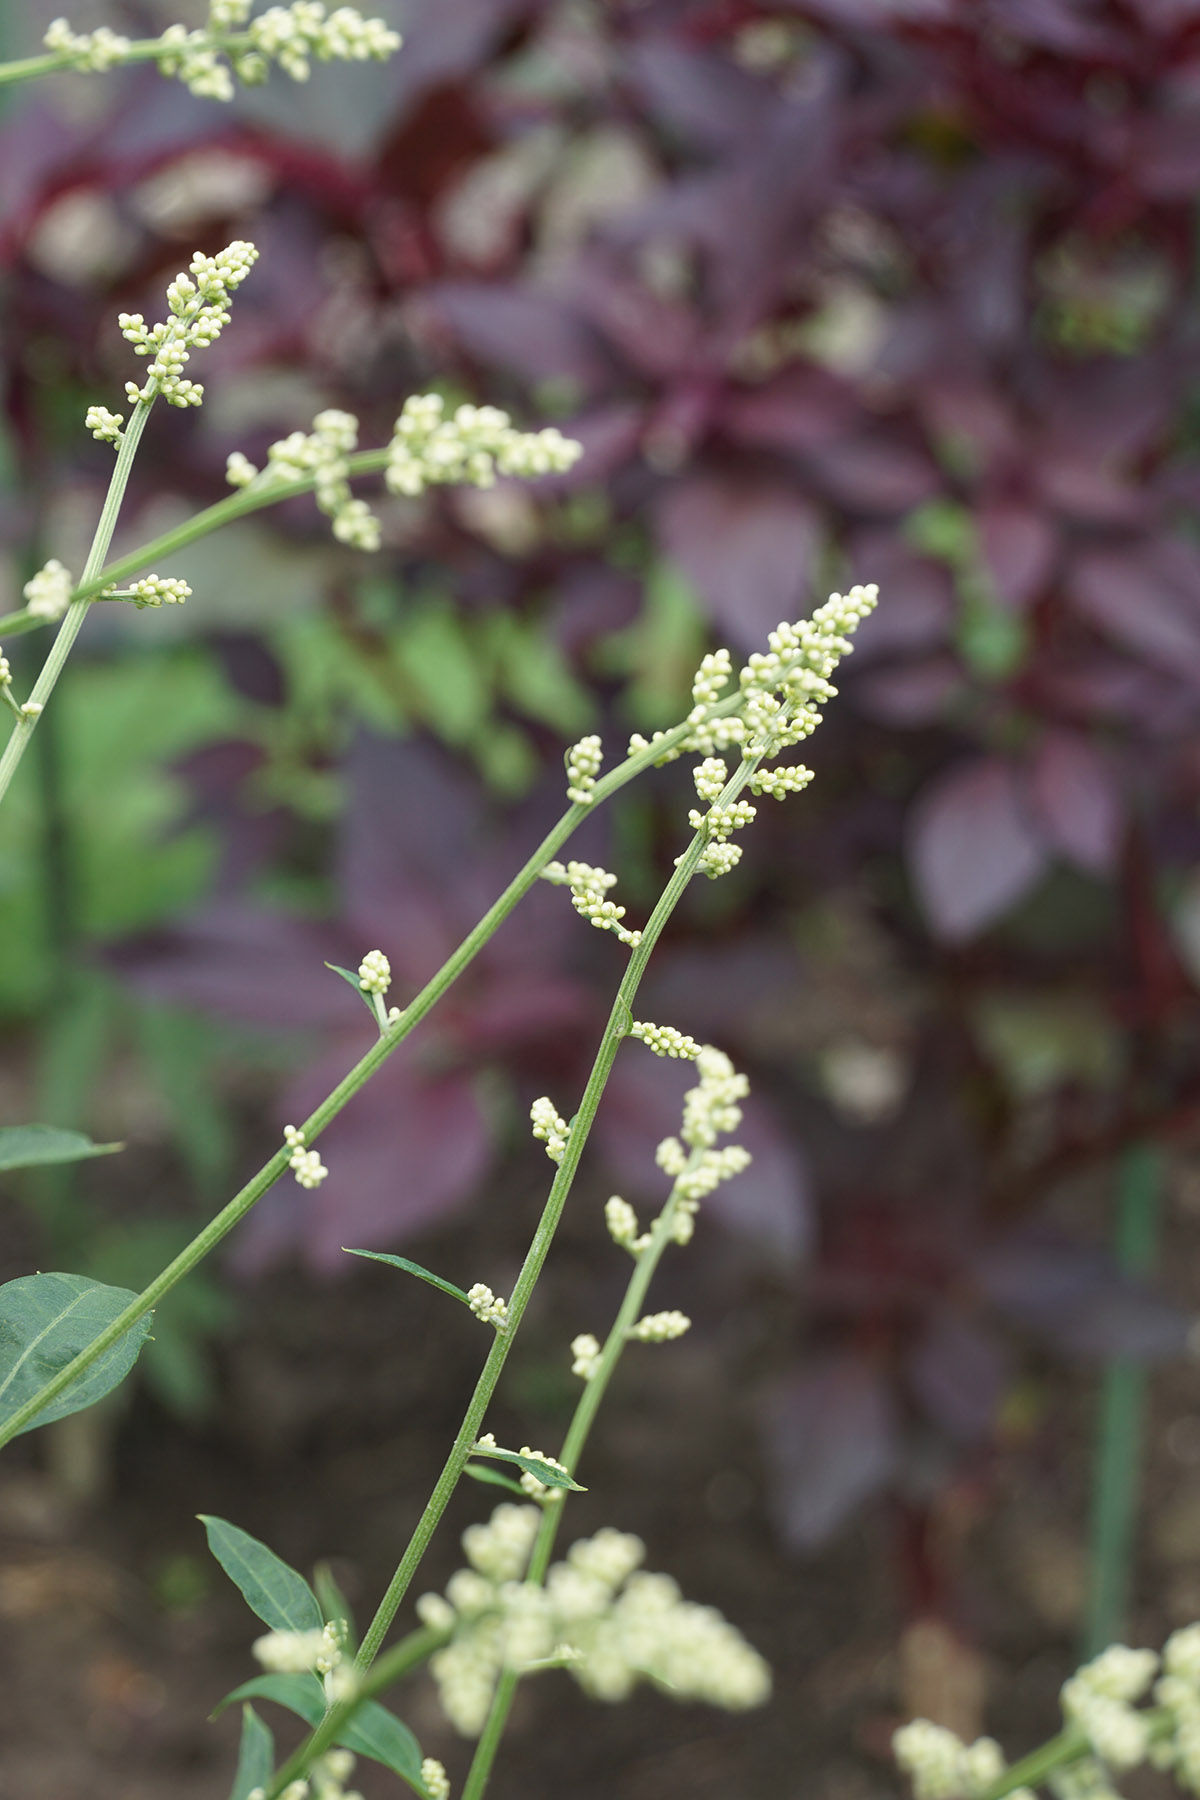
978, 501, 1057, 612
908, 1311, 1009, 1442
656, 474, 820, 649
812, 434, 940, 515
758, 1355, 897, 1549
908, 757, 1049, 941
427, 281, 610, 386
1070, 548, 1200, 683
723, 366, 857, 457
1029, 731, 1122, 875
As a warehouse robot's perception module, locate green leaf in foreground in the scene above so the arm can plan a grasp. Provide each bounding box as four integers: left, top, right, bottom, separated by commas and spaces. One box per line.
228, 1704, 274, 1800
469, 1443, 586, 1492
343, 1248, 470, 1307
0, 1124, 122, 1171
0, 1272, 151, 1435
199, 1515, 323, 1634
462, 1462, 527, 1497
218, 1673, 426, 1791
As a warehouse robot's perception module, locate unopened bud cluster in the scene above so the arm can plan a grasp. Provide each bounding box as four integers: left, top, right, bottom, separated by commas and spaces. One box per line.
23, 560, 74, 622
570, 1333, 602, 1378
227, 409, 379, 550
631, 1020, 701, 1060
540, 860, 641, 949
357, 948, 391, 995
467, 1284, 509, 1328
45, 4, 400, 102
654, 1047, 751, 1225
85, 405, 125, 447
530, 1096, 570, 1164
517, 1447, 569, 1501
385, 394, 580, 498
893, 1722, 1026, 1800
283, 1123, 327, 1189
120, 240, 258, 408
565, 734, 603, 805
1061, 1644, 1159, 1769
105, 574, 191, 609
628, 1310, 690, 1342
419, 1504, 769, 1737
604, 1195, 651, 1256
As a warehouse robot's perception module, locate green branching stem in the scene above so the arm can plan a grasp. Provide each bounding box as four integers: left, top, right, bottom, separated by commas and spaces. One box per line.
461, 758, 760, 1800
0, 31, 265, 90
0, 396, 152, 807
263, 771, 754, 1799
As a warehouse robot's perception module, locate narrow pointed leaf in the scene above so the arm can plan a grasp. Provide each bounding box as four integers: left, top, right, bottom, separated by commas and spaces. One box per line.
469, 1444, 586, 1492
0, 1125, 122, 1171
228, 1704, 274, 1800
462, 1462, 527, 1496
199, 1515, 323, 1633
324, 963, 376, 1018
343, 1249, 470, 1307
0, 1272, 151, 1435
218, 1674, 426, 1792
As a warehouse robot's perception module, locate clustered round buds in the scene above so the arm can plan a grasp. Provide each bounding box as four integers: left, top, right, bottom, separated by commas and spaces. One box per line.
691, 648, 732, 708
628, 1310, 691, 1343
893, 1722, 1027, 1800
604, 1195, 649, 1255
425, 1504, 770, 1736
45, 5, 401, 100
247, 1746, 362, 1800
0, 656, 9, 687
750, 762, 815, 800
517, 1447, 569, 1501
226, 409, 380, 549
421, 1759, 450, 1800
23, 560, 74, 622
283, 1123, 328, 1189
631, 1021, 702, 1060
684, 793, 757, 881
540, 860, 641, 949
105, 574, 191, 609
467, 1284, 509, 1329
357, 948, 391, 995
254, 1621, 356, 1712
120, 240, 258, 409
1061, 1645, 1159, 1770
85, 404, 124, 446
530, 1096, 570, 1164
565, 733, 603, 805
652, 1046, 752, 1238
385, 394, 581, 499
570, 1333, 602, 1379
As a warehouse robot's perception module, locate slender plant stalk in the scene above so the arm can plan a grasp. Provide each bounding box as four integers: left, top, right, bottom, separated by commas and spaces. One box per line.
1083, 1140, 1164, 1657
0, 30, 271, 89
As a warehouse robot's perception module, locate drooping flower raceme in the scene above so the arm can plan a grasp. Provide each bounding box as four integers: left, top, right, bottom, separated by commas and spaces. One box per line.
43, 3, 401, 101
418, 1504, 770, 1736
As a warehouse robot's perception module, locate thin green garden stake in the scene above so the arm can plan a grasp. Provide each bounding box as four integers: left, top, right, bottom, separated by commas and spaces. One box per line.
1083, 1139, 1165, 1658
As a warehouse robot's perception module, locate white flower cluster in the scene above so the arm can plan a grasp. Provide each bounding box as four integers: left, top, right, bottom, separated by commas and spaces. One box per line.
893, 1721, 1029, 1800
421, 1759, 450, 1800
628, 1310, 691, 1342
385, 394, 580, 499
565, 733, 603, 805
1061, 1644, 1159, 1770
467, 1283, 508, 1328
605, 1194, 650, 1256
1155, 1626, 1200, 1790
45, 5, 400, 101
0, 655, 9, 687
630, 1020, 701, 1060
654, 1047, 751, 1228
570, 1333, 602, 1378
530, 1096, 570, 1164
684, 755, 759, 879
23, 559, 74, 622
253, 1619, 356, 1704
247, 1746, 362, 1800
420, 1505, 770, 1737
227, 409, 380, 549
85, 404, 125, 446
105, 574, 191, 609
357, 948, 391, 995
283, 1123, 328, 1189
540, 859, 641, 949
120, 240, 258, 409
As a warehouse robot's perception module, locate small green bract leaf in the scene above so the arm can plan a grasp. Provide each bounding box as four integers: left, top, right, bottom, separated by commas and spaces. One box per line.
470, 1444, 585, 1492
199, 1515, 323, 1634
325, 962, 376, 1017
463, 1462, 528, 1496
218, 1674, 426, 1792
0, 1124, 122, 1171
0, 1272, 151, 1435
228, 1704, 274, 1800
343, 1249, 470, 1306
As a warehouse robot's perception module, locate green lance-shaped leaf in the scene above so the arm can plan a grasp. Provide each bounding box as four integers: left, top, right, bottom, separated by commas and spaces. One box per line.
324, 963, 378, 1020
462, 1462, 527, 1497
343, 1248, 471, 1307
217, 1674, 426, 1792
0, 1272, 151, 1435
0, 1124, 122, 1171
469, 1442, 586, 1492
228, 1704, 274, 1800
199, 1515, 323, 1634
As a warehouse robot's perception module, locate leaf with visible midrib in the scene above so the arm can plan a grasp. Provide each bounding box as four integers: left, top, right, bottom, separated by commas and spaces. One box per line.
343, 1248, 470, 1306
0, 1125, 122, 1171
469, 1443, 585, 1492
199, 1515, 323, 1633
0, 1272, 151, 1435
